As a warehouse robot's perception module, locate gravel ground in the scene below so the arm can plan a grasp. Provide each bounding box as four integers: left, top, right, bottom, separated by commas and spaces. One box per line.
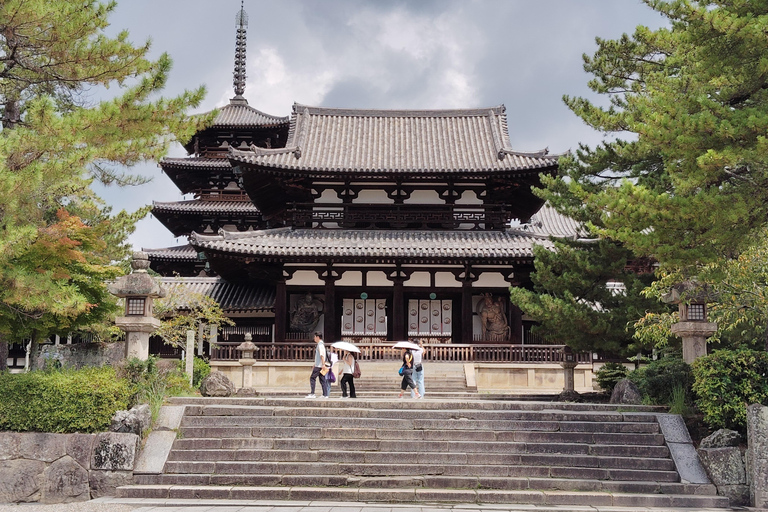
0, 503, 139, 512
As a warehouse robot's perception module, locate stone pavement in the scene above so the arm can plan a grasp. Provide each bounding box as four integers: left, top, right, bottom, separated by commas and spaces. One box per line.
89, 497, 749, 511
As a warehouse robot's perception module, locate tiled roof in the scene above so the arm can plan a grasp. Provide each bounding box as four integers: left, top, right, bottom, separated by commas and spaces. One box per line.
209, 97, 289, 129
159, 276, 274, 312
159, 157, 232, 170
514, 205, 587, 239
229, 104, 560, 175
190, 227, 552, 263
144, 244, 199, 261
152, 199, 260, 215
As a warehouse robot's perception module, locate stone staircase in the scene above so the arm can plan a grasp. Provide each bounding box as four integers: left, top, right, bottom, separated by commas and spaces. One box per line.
119, 397, 729, 509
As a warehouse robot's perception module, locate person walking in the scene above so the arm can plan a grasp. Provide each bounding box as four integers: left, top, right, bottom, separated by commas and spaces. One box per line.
339, 351, 357, 398
306, 331, 330, 399
398, 348, 420, 399
410, 339, 425, 399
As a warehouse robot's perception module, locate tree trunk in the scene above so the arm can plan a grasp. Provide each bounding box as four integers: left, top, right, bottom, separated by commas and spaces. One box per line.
0, 337, 7, 371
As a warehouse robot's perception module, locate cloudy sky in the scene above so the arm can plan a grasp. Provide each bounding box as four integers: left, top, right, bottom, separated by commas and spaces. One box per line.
98, 0, 666, 251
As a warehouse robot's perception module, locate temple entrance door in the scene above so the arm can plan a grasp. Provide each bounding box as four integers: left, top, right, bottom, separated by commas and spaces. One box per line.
407, 298, 453, 343
341, 297, 388, 342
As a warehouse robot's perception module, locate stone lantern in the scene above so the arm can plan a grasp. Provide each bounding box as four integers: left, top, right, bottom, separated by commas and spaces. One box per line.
662, 281, 717, 364
559, 345, 579, 400
108, 252, 167, 360
237, 333, 259, 389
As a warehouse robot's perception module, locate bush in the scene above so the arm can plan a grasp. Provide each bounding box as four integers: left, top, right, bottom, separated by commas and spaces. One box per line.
595, 362, 629, 393
0, 366, 132, 433
628, 355, 693, 405
692, 348, 768, 432
117, 356, 197, 422
176, 356, 211, 389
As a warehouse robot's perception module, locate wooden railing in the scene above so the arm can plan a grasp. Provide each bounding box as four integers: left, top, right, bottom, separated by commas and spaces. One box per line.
210, 342, 591, 364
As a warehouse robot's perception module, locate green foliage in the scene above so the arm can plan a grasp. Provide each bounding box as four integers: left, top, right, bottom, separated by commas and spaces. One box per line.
541, 1, 768, 271
628, 355, 693, 406
0, 0, 211, 345
595, 362, 629, 393
509, 237, 667, 355
154, 291, 233, 350
175, 356, 211, 389
117, 356, 197, 422
692, 348, 768, 432
0, 366, 131, 432
668, 383, 691, 416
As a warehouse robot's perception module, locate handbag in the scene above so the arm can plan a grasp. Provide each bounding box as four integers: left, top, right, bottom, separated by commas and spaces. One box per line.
415, 364, 423, 372
327, 369, 336, 383
398, 366, 404, 376
352, 362, 361, 379
320, 366, 329, 376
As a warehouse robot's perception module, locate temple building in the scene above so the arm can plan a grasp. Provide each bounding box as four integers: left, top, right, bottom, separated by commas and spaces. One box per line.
145, 5, 581, 353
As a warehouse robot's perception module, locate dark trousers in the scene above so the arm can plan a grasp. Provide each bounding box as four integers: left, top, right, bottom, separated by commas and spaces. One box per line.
400, 368, 416, 391
310, 366, 329, 396
340, 374, 356, 397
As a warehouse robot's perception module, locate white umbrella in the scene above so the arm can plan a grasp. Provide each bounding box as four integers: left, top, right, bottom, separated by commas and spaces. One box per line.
331, 341, 361, 353
392, 341, 421, 350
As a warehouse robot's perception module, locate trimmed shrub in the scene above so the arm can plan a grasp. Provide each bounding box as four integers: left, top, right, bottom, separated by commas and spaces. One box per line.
0, 366, 131, 433
692, 348, 768, 432
628, 355, 693, 405
595, 362, 629, 393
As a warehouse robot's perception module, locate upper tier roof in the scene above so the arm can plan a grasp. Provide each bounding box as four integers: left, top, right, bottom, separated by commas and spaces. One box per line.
208, 96, 289, 130
229, 104, 561, 175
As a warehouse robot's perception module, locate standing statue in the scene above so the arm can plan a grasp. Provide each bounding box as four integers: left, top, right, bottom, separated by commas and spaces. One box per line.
478, 293, 510, 342
290, 292, 324, 333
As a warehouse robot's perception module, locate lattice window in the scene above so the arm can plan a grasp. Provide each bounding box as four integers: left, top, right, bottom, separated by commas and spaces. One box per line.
126, 298, 145, 316
687, 304, 705, 321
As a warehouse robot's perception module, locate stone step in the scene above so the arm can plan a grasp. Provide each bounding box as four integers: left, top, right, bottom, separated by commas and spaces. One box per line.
166, 448, 675, 471
173, 434, 667, 453
161, 459, 681, 481
116, 484, 729, 508
132, 473, 716, 495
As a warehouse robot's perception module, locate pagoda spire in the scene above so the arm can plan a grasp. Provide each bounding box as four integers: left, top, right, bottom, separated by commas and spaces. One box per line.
232, 1, 248, 99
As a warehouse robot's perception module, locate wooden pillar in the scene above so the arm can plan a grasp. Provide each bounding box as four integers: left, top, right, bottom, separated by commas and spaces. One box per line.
387, 266, 411, 341
275, 277, 287, 342
460, 265, 478, 344
320, 264, 341, 342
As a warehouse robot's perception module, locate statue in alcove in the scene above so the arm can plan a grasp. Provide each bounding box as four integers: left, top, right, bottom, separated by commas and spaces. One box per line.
290, 292, 324, 333
478, 293, 511, 342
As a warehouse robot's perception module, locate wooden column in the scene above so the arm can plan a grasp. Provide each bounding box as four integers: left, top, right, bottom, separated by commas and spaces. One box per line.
459, 265, 478, 344
320, 264, 341, 342
387, 266, 411, 341
274, 276, 287, 342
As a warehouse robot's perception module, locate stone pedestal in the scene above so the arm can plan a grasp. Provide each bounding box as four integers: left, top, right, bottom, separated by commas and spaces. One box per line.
670, 321, 717, 364
114, 318, 162, 360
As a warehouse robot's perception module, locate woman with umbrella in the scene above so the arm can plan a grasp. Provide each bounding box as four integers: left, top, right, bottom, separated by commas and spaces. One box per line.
398, 347, 421, 399
331, 341, 360, 399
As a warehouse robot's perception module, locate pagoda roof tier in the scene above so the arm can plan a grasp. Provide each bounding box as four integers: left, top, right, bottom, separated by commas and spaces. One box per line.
159, 157, 236, 194
151, 199, 264, 237
144, 244, 199, 261
159, 276, 274, 313
182, 97, 290, 154
516, 204, 587, 239
190, 227, 555, 265
144, 244, 204, 276
229, 104, 561, 176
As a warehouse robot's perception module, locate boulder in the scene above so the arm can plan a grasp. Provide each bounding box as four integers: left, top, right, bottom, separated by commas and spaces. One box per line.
700, 428, 741, 448
609, 378, 642, 404
90, 432, 139, 471
89, 470, 133, 498
110, 403, 151, 436
200, 371, 235, 397
698, 447, 746, 485
0, 459, 45, 503
41, 455, 89, 503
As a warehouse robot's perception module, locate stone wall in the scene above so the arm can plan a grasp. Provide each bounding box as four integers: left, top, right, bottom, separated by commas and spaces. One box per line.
35, 341, 125, 370
0, 431, 138, 504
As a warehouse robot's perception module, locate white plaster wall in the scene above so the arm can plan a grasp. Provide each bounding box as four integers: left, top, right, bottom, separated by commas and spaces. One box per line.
435, 272, 460, 287
473, 272, 508, 288
354, 189, 391, 203
366, 271, 390, 287
287, 270, 323, 286
336, 271, 363, 286
405, 272, 431, 287
404, 189, 443, 204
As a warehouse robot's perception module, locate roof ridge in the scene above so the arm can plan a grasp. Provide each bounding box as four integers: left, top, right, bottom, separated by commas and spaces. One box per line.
291, 102, 506, 118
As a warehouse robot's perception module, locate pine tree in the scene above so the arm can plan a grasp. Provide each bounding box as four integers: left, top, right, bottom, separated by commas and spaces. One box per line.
541, 1, 768, 271
0, 0, 213, 366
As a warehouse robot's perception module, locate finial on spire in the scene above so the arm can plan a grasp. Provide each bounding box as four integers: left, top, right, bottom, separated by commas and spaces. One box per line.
233, 1, 248, 98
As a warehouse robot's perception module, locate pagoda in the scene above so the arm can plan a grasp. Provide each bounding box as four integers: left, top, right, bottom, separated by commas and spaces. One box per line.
145, 4, 580, 349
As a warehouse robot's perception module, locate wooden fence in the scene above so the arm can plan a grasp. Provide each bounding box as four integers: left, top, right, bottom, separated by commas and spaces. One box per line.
210, 342, 591, 364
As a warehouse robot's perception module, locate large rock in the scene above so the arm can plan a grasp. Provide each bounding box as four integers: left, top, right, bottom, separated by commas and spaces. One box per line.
89, 469, 133, 498
698, 447, 745, 485
41, 455, 89, 503
609, 378, 643, 404
0, 459, 45, 503
110, 403, 151, 436
90, 432, 139, 471
200, 371, 235, 397
700, 428, 741, 448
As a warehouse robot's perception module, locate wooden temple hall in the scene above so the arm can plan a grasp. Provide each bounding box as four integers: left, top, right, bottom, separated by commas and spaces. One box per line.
145, 5, 582, 365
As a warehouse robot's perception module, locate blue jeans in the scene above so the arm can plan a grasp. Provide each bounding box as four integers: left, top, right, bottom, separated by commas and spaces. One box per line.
411, 368, 425, 398
310, 366, 330, 397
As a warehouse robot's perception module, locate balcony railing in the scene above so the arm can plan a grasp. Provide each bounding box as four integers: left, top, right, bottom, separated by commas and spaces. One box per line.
210, 342, 591, 364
